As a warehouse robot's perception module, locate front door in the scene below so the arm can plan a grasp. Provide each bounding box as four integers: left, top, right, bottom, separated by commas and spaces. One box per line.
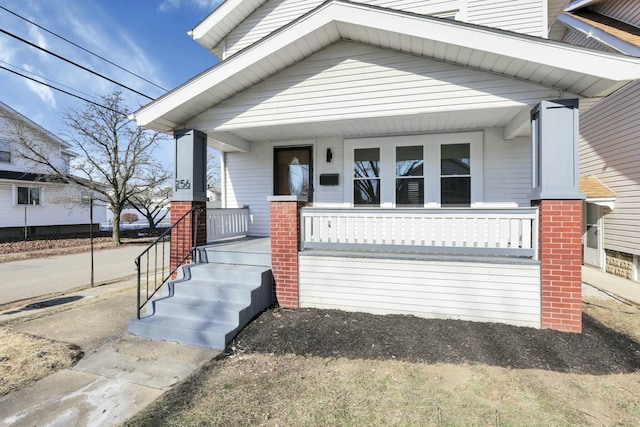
274, 146, 313, 202
584, 202, 603, 268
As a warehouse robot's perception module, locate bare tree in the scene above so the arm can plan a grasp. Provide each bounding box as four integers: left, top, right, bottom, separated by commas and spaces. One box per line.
127, 180, 172, 232
7, 91, 167, 244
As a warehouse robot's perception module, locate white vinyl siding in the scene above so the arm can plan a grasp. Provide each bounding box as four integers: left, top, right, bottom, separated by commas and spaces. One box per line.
224, 144, 273, 236
0, 182, 104, 228
592, 0, 640, 28
466, 0, 545, 37
299, 255, 541, 327
579, 81, 640, 256
224, 0, 322, 59
223, 0, 463, 58
192, 42, 560, 132
483, 128, 532, 206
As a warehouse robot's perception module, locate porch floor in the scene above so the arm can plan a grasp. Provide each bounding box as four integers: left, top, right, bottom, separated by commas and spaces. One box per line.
200, 236, 539, 265
204, 236, 271, 253
199, 237, 271, 267
300, 249, 539, 265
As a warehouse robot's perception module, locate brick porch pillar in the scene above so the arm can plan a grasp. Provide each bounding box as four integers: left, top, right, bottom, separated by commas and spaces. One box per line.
170, 200, 207, 274
268, 196, 306, 308
536, 199, 583, 333
170, 129, 207, 275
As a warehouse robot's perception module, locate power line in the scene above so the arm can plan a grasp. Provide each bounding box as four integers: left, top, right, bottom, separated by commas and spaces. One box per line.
0, 27, 154, 100
0, 59, 101, 103
0, 65, 128, 116
0, 5, 168, 91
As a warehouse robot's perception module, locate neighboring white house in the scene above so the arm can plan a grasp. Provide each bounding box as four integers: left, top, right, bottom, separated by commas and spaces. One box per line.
132, 0, 640, 333
0, 101, 106, 239
549, 0, 640, 281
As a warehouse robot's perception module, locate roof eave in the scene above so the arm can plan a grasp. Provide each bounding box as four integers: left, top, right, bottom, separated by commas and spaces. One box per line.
0, 101, 73, 150
190, 0, 267, 52
558, 13, 640, 56
133, 0, 640, 132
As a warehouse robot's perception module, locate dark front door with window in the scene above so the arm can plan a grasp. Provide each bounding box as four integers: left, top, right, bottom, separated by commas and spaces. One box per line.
274, 146, 313, 202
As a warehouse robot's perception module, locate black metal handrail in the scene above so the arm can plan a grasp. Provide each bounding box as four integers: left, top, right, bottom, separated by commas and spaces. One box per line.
135, 206, 204, 319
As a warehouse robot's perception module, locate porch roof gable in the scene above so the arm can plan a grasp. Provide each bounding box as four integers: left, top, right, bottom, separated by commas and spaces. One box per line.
189, 0, 267, 56
132, 0, 640, 133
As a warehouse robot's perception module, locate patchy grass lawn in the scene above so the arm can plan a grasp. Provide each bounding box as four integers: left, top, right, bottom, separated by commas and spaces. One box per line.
0, 328, 83, 397
124, 294, 640, 427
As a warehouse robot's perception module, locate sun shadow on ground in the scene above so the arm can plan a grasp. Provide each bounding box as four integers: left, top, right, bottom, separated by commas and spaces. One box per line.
2, 296, 84, 315
232, 308, 640, 375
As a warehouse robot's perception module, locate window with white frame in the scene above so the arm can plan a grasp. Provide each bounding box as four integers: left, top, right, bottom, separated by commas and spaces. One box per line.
0, 140, 10, 163
440, 143, 470, 207
396, 145, 424, 207
353, 148, 380, 206
345, 132, 482, 207
17, 186, 41, 205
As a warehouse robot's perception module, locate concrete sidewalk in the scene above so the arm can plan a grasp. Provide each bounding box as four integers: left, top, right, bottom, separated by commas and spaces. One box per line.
0, 280, 218, 427
0, 244, 159, 306
582, 265, 640, 305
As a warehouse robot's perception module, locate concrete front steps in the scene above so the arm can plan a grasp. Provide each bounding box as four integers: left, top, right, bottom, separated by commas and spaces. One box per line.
128, 245, 273, 349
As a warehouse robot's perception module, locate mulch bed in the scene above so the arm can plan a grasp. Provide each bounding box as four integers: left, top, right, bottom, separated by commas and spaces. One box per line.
232, 308, 640, 375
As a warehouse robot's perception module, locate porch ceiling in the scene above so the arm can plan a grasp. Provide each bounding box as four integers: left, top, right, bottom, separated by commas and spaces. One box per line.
132, 0, 640, 138
206, 107, 527, 149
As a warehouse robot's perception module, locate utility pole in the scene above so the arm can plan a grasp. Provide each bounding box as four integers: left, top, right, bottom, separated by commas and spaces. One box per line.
90, 195, 94, 287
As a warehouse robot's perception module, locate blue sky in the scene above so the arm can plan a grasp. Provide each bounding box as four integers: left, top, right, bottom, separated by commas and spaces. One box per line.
0, 0, 223, 161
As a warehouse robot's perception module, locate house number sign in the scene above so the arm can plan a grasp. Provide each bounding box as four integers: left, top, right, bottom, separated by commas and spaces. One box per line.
175, 179, 191, 190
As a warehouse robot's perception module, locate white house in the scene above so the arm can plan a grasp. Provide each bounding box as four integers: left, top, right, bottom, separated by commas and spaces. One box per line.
0, 101, 105, 239
550, 0, 640, 282
130, 0, 640, 341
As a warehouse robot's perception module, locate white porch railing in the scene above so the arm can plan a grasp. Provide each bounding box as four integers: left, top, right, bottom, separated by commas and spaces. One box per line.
206, 208, 250, 242
300, 208, 538, 258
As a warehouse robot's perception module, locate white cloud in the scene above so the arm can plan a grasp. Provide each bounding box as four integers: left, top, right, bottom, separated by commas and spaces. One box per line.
22, 64, 57, 108
0, 38, 16, 63
158, 0, 223, 13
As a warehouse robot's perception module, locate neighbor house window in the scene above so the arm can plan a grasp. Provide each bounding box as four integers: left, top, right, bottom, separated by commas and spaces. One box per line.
441, 143, 470, 207
61, 153, 71, 174
0, 140, 10, 163
17, 187, 41, 205
396, 145, 424, 206
354, 148, 380, 206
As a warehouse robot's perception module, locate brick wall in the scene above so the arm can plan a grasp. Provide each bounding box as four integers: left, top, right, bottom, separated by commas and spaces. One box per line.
536, 199, 583, 333
269, 199, 305, 308
170, 200, 207, 274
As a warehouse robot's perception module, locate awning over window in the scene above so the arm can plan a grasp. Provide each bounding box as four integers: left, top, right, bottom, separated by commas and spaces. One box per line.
580, 175, 615, 209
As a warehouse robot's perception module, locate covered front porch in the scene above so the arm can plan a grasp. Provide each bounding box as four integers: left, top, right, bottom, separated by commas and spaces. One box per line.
203, 203, 542, 328
131, 2, 640, 335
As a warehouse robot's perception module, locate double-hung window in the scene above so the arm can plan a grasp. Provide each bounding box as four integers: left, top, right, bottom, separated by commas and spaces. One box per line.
17, 187, 41, 205
0, 140, 10, 163
440, 143, 471, 207
396, 146, 424, 207
353, 148, 380, 206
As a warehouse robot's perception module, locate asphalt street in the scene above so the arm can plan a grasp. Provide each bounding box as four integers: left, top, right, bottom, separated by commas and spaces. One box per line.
0, 244, 158, 305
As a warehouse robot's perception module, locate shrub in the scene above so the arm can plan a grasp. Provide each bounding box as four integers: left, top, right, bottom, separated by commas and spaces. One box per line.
121, 213, 139, 224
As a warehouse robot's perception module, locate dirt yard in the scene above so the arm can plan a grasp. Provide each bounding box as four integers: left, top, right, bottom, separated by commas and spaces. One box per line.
125, 291, 640, 426
0, 237, 115, 263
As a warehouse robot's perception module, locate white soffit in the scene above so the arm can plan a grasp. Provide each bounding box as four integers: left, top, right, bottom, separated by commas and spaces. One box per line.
133, 0, 640, 133
190, 0, 267, 52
